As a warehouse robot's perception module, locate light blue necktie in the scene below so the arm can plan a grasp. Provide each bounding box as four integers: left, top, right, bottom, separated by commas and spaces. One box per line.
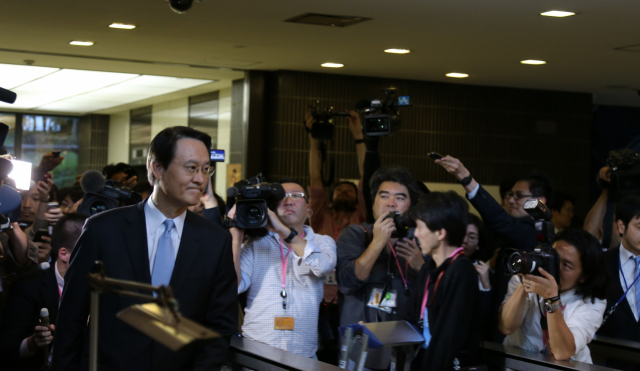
635, 257, 640, 316
152, 219, 175, 287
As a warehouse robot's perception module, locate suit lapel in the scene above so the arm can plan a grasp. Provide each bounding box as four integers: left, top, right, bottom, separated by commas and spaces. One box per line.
123, 201, 151, 283
169, 212, 200, 293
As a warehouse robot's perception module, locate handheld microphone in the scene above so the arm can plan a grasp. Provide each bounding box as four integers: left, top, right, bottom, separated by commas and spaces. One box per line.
39, 308, 50, 368
80, 170, 106, 194
8, 262, 50, 281
0, 86, 17, 104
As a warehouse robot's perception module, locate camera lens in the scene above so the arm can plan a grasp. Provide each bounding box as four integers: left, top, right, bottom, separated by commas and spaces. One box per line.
168, 0, 193, 13
89, 200, 109, 215
246, 207, 262, 224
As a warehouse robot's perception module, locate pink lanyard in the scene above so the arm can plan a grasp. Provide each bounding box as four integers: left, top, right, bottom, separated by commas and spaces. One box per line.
420, 247, 465, 321
278, 231, 306, 301
387, 242, 409, 289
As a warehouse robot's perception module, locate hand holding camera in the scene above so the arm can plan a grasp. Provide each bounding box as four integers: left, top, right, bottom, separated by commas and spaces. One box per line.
36, 175, 54, 203
395, 237, 425, 272
38, 152, 64, 173
347, 110, 364, 140
371, 211, 396, 250
34, 234, 52, 263
520, 267, 559, 299
435, 155, 471, 182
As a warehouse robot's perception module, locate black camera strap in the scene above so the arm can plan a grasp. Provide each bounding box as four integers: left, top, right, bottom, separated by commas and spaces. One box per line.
318, 141, 335, 188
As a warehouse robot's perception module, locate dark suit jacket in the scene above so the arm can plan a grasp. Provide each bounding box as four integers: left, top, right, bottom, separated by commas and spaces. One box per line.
52, 201, 238, 371
0, 265, 60, 370
597, 247, 640, 341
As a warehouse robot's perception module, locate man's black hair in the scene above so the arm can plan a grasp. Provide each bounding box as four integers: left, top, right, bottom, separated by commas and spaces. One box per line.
516, 170, 554, 204
554, 228, 610, 302
59, 186, 84, 204
277, 178, 309, 203
499, 176, 517, 200
413, 191, 469, 247
132, 182, 154, 197
615, 195, 640, 231
549, 191, 576, 212
369, 165, 421, 207
51, 213, 88, 259
146, 126, 212, 185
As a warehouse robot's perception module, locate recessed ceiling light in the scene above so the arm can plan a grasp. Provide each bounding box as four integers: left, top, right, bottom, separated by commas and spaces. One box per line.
540, 10, 575, 17
69, 41, 94, 46
384, 49, 411, 54
321, 63, 344, 68
521, 60, 547, 65
109, 23, 136, 29
446, 72, 468, 78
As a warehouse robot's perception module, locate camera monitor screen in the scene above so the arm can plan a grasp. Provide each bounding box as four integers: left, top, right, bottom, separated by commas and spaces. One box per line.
364, 115, 390, 136
210, 150, 225, 162
9, 159, 32, 190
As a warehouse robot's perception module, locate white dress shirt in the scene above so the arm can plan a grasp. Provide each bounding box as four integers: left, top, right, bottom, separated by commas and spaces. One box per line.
144, 198, 186, 275
238, 225, 337, 358
502, 275, 606, 363
618, 242, 640, 321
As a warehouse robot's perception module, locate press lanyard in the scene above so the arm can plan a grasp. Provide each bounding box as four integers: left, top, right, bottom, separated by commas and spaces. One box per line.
387, 242, 409, 289
278, 231, 305, 310
334, 223, 340, 241
420, 247, 464, 322
615, 253, 640, 308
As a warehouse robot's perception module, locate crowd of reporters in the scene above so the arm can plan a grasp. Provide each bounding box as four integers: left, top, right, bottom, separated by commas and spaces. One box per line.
0, 107, 638, 371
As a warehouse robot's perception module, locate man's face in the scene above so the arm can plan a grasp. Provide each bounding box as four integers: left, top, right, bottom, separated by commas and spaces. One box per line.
507, 181, 535, 218
462, 223, 479, 258
553, 240, 584, 293
110, 171, 127, 182
332, 183, 357, 206
618, 216, 640, 255
276, 183, 309, 227
154, 138, 209, 208
372, 181, 411, 220
20, 186, 40, 224
552, 201, 574, 229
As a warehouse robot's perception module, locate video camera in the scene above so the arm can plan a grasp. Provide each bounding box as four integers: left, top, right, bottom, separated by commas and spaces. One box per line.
503, 199, 560, 284
306, 101, 351, 141
225, 173, 285, 229
385, 210, 416, 238
361, 88, 401, 137
606, 149, 640, 195
78, 170, 142, 216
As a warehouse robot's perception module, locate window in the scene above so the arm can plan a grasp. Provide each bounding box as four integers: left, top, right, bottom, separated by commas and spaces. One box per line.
130, 106, 152, 166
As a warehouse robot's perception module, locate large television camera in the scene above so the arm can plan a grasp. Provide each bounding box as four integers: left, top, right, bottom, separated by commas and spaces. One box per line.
225, 174, 285, 229
503, 199, 560, 284
361, 88, 401, 137
607, 149, 640, 196
306, 101, 351, 140
78, 170, 142, 216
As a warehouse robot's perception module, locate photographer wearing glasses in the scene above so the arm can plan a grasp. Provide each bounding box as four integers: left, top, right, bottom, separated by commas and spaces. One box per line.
498, 229, 608, 362
229, 181, 337, 358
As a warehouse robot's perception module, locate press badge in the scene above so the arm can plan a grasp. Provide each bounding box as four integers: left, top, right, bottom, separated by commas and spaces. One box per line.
367, 288, 397, 313
421, 307, 431, 349
274, 317, 294, 330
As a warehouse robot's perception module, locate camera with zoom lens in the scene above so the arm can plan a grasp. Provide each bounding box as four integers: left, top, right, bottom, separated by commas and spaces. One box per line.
79, 172, 143, 216
504, 199, 560, 284
225, 174, 285, 229
306, 101, 350, 140
385, 210, 416, 238
362, 88, 401, 137
607, 149, 640, 196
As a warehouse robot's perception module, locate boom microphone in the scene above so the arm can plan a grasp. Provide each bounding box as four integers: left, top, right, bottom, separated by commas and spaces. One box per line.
0, 87, 17, 104
80, 170, 106, 194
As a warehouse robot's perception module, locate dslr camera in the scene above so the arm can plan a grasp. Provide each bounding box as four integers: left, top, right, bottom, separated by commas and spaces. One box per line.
361, 88, 401, 137
385, 210, 416, 238
226, 174, 285, 229
504, 199, 560, 284
306, 101, 351, 141
606, 149, 640, 196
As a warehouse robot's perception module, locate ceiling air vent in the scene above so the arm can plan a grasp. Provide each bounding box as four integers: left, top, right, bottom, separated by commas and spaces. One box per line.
285, 13, 371, 27
614, 44, 640, 53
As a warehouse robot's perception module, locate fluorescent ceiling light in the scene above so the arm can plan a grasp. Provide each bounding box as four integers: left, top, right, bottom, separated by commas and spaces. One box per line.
69, 41, 94, 46
446, 72, 469, 78
321, 63, 344, 68
0, 64, 59, 89
384, 49, 411, 54
540, 11, 575, 17
109, 23, 136, 29
521, 60, 547, 65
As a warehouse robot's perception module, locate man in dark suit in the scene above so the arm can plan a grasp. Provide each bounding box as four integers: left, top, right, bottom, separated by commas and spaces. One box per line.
598, 196, 640, 366
0, 213, 87, 370
52, 127, 238, 371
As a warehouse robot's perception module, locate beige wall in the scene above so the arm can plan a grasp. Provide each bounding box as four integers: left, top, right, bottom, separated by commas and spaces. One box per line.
214, 87, 232, 196
150, 97, 189, 138
108, 111, 130, 164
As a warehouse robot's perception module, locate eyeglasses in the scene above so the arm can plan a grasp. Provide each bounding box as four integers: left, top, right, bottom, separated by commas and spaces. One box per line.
284, 192, 306, 200
176, 162, 215, 176
505, 191, 534, 201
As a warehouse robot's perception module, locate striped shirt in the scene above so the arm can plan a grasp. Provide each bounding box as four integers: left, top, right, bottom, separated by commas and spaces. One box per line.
238, 225, 337, 357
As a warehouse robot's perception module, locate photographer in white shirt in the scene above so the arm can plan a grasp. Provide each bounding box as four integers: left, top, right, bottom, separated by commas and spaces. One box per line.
499, 229, 609, 363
